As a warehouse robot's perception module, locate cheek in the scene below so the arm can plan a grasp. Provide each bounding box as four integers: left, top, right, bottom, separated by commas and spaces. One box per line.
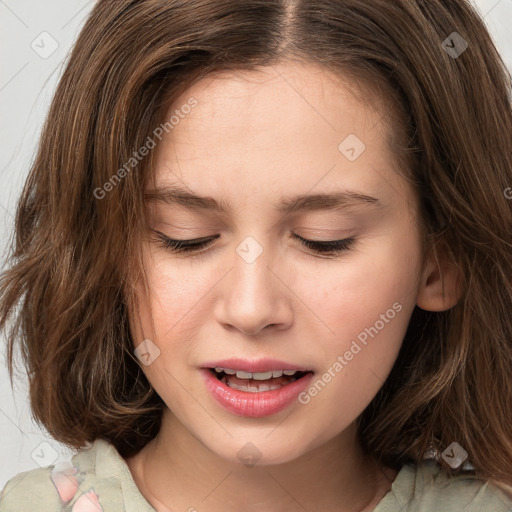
134, 248, 214, 341
126, 254, 207, 402
295, 232, 420, 332
291, 231, 421, 426
127, 256, 209, 413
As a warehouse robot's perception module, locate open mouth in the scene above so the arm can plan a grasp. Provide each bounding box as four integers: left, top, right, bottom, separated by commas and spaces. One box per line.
208, 367, 313, 393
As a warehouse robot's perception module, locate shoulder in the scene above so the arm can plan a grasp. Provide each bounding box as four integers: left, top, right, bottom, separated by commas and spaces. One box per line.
0, 439, 154, 511
0, 465, 62, 511
377, 458, 512, 512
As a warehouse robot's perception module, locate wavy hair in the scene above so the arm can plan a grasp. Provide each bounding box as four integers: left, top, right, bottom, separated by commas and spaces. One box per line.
1, 0, 511, 496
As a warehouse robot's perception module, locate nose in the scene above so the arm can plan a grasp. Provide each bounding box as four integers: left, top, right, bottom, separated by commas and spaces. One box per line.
215, 239, 294, 336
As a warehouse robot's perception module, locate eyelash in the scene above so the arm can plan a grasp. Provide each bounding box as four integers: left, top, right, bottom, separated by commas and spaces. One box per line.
153, 231, 356, 258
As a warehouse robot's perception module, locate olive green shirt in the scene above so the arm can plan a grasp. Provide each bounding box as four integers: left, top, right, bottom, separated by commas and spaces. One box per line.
1, 439, 511, 511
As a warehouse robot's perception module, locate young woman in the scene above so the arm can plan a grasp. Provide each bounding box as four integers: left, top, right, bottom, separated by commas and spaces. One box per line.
1, 1, 511, 511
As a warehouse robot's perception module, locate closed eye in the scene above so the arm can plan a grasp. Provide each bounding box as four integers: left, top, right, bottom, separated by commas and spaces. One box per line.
152, 230, 356, 258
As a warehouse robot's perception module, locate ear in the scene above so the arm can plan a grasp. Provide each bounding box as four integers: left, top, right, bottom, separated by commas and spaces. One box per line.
416, 244, 464, 312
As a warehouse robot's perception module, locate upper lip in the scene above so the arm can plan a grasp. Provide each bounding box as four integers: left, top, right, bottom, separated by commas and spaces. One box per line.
201, 358, 314, 373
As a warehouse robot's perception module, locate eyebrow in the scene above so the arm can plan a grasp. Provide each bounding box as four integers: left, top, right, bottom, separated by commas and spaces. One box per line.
144, 185, 381, 215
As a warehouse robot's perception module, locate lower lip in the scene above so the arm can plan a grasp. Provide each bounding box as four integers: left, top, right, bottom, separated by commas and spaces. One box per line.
201, 369, 315, 418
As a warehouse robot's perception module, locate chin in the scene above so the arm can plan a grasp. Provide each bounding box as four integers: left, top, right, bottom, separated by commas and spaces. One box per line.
200, 429, 317, 468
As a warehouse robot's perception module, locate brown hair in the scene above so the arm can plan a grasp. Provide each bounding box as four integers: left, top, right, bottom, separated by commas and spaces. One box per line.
1, 0, 511, 497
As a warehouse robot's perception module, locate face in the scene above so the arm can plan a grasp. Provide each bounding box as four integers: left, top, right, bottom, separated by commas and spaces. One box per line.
128, 61, 426, 466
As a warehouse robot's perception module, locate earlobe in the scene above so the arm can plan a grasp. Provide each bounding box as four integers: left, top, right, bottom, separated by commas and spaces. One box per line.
416, 249, 464, 312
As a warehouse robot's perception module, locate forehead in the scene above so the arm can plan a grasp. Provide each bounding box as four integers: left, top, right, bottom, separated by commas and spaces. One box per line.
160, 61, 388, 145
149, 61, 402, 208
185, 61, 359, 114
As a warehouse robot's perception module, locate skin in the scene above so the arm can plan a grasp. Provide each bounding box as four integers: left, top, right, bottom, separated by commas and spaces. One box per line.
124, 60, 461, 512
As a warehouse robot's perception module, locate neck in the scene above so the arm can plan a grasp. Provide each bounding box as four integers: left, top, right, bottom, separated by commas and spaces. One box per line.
126, 410, 396, 512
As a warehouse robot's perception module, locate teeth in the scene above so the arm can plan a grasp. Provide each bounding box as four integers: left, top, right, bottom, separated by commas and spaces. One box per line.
223, 377, 284, 392
213, 368, 300, 379
236, 370, 253, 379
252, 371, 273, 380
214, 367, 236, 375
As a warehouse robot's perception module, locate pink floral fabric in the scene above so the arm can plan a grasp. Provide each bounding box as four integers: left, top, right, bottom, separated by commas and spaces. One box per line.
50, 462, 103, 511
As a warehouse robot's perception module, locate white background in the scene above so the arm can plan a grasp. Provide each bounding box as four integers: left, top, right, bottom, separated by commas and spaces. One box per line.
1, 0, 511, 489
